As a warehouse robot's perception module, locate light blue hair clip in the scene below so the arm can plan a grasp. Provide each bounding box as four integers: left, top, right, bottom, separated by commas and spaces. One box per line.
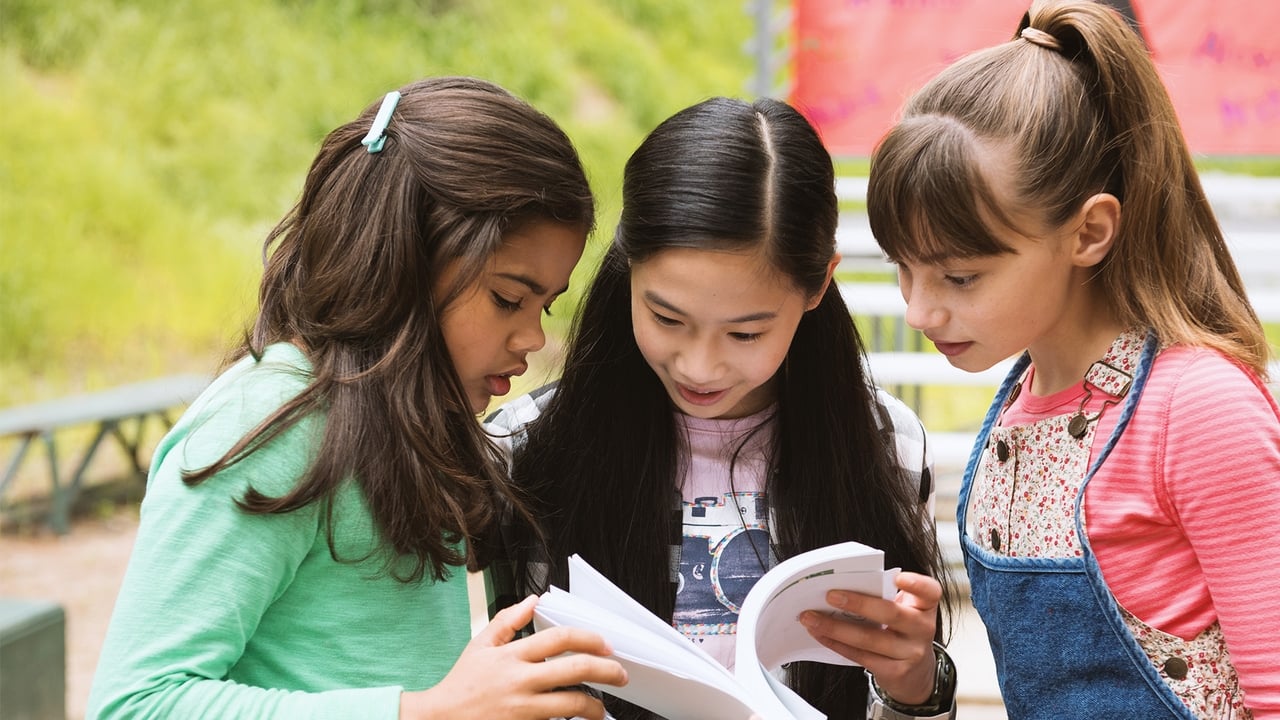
361, 90, 401, 154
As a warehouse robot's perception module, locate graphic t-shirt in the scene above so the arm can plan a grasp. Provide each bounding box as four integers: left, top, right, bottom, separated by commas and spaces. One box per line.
672, 408, 776, 670
485, 385, 935, 680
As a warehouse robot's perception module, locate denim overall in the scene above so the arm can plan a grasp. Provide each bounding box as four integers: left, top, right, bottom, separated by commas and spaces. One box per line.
958, 332, 1214, 719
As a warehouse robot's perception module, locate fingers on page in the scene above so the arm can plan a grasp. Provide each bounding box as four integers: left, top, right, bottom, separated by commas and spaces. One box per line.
535, 652, 629, 689
516, 625, 615, 662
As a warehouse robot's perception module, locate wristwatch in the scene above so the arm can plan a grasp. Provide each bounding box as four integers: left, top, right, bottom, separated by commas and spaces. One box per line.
865, 643, 957, 720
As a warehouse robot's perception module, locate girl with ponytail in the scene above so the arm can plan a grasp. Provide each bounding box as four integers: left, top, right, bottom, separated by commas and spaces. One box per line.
868, 1, 1280, 717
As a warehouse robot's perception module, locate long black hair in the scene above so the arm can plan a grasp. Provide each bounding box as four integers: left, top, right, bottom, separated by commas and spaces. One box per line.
511, 96, 948, 718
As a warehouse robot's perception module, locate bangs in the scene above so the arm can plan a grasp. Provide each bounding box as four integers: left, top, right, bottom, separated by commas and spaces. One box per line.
867, 115, 1019, 264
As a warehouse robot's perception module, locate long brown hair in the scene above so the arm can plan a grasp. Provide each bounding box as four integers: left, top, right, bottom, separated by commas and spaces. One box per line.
868, 0, 1269, 377
186, 77, 594, 582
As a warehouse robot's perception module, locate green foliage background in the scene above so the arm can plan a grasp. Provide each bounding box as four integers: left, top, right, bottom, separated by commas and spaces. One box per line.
3, 1, 1275, 420
0, 0, 755, 406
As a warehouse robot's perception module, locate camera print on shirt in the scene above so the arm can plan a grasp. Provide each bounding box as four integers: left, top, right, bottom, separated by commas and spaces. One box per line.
674, 491, 770, 666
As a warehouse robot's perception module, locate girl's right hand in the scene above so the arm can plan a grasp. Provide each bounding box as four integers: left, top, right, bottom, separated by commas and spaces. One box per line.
399, 595, 628, 720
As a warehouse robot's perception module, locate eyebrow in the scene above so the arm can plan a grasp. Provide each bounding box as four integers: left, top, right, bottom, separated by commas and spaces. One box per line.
643, 290, 778, 324
495, 272, 568, 296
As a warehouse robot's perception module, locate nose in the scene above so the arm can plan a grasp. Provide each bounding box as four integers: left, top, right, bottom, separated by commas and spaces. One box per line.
509, 315, 547, 355
901, 277, 946, 332
673, 335, 723, 385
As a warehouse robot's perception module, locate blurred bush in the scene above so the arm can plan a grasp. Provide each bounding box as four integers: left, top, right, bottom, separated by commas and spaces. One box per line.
0, 0, 753, 404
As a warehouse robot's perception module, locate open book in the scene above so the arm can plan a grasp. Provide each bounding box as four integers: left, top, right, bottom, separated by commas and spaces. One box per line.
532, 542, 899, 720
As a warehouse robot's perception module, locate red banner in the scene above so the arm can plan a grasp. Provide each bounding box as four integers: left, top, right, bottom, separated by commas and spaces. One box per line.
791, 0, 1280, 156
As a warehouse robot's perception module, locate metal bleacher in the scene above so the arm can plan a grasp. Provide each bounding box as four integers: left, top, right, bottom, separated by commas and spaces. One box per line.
0, 374, 210, 533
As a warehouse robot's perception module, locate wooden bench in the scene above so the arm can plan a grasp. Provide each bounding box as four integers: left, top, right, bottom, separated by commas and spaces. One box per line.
0, 374, 210, 533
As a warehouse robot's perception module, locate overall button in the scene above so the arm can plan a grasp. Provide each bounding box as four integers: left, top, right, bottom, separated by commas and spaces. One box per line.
1163, 656, 1189, 681
1067, 413, 1089, 439
996, 440, 1010, 462
989, 529, 1002, 552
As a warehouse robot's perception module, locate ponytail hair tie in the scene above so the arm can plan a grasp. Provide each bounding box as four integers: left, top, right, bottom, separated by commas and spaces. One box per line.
361, 90, 401, 154
1020, 26, 1062, 51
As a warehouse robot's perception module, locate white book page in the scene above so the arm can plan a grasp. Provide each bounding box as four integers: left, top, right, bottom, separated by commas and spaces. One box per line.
532, 547, 896, 720
734, 541, 900, 720
534, 587, 723, 683
533, 555, 770, 720
753, 568, 899, 668
566, 554, 736, 682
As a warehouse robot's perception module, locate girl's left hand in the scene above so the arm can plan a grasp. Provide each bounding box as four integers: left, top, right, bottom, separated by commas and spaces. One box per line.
798, 571, 941, 705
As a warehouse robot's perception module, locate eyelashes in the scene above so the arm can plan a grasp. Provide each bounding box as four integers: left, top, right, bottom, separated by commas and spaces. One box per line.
492, 292, 521, 312
651, 312, 762, 342
493, 292, 556, 316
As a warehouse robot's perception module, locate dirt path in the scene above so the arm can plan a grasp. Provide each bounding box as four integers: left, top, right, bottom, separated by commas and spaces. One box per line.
0, 508, 139, 720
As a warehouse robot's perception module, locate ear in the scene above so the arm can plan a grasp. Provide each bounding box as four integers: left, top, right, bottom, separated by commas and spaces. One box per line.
1071, 193, 1120, 268
806, 253, 841, 311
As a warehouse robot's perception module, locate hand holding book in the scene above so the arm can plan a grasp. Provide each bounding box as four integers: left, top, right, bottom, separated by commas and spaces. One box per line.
795, 569, 948, 709
531, 542, 901, 720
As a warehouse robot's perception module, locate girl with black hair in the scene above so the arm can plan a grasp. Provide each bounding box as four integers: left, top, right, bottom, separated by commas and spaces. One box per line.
489, 96, 956, 720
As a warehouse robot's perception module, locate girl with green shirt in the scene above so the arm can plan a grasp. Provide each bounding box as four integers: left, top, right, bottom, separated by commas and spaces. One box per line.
88, 77, 627, 720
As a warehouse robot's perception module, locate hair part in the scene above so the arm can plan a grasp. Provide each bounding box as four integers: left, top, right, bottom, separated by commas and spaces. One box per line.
187, 76, 593, 582
868, 0, 1269, 376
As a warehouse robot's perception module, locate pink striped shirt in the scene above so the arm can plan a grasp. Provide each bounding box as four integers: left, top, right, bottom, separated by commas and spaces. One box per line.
1003, 344, 1280, 716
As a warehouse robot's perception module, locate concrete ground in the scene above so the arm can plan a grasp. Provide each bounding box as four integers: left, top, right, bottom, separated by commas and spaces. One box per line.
949, 597, 1008, 719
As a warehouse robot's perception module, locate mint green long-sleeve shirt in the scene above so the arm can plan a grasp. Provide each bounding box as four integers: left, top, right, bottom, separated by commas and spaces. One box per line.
88, 343, 472, 719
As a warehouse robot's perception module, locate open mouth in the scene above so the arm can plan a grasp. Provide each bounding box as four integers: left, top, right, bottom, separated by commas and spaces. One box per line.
677, 384, 727, 407
485, 373, 516, 397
